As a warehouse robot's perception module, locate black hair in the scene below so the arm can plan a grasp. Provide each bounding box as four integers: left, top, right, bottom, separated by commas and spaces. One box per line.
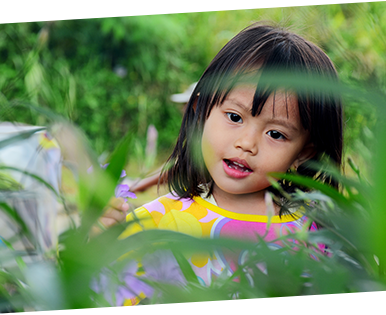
162, 22, 343, 212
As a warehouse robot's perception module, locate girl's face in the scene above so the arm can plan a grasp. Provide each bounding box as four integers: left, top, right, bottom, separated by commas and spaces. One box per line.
201, 85, 314, 198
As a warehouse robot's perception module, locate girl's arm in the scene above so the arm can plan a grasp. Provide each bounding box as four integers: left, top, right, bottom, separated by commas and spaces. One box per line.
130, 172, 162, 192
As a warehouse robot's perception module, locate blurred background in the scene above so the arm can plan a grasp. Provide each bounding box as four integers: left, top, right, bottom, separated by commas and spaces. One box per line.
1, 2, 384, 179
0, 2, 385, 311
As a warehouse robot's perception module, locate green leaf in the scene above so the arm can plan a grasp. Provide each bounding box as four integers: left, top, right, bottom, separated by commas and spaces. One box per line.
0, 237, 27, 270
0, 166, 60, 199
0, 202, 31, 238
263, 191, 274, 238
105, 132, 132, 184
0, 172, 23, 190
171, 249, 200, 285
269, 172, 350, 207
347, 157, 361, 180
77, 131, 133, 236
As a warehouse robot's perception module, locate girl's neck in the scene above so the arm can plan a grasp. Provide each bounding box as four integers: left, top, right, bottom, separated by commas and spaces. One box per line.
211, 184, 280, 216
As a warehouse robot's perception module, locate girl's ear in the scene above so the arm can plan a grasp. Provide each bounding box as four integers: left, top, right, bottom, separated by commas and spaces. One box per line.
292, 142, 316, 169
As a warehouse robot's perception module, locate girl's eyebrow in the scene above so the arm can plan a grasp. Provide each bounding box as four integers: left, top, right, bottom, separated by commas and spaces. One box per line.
226, 99, 252, 113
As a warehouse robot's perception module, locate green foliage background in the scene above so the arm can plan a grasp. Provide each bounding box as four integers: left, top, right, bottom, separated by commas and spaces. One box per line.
0, 2, 386, 312
0, 2, 384, 168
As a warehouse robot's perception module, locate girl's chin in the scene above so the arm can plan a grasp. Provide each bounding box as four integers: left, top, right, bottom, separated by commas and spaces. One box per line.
213, 185, 267, 197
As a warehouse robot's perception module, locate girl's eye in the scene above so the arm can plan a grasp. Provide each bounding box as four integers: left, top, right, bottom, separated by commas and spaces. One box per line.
267, 130, 286, 140
226, 113, 243, 123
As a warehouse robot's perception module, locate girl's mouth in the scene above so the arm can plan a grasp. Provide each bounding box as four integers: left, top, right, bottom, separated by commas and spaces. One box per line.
223, 159, 252, 178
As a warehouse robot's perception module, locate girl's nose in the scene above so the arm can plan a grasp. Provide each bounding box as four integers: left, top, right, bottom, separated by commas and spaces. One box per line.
234, 129, 258, 155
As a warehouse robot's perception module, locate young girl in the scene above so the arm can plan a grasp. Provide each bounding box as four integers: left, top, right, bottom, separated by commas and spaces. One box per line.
107, 22, 343, 306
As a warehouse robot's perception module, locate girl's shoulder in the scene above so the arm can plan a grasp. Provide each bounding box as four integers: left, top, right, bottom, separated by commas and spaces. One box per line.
121, 193, 202, 238
139, 192, 195, 213
121, 193, 188, 238
125, 192, 198, 228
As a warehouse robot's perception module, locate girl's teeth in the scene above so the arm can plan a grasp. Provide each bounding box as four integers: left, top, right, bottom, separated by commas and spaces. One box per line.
227, 160, 251, 172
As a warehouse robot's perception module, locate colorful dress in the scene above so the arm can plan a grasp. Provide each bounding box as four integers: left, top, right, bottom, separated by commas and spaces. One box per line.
112, 192, 319, 305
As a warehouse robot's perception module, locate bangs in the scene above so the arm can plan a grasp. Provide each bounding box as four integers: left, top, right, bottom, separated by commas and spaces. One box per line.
196, 26, 317, 129
201, 64, 312, 132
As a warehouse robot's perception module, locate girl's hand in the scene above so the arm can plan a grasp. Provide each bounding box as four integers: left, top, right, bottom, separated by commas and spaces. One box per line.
92, 197, 130, 236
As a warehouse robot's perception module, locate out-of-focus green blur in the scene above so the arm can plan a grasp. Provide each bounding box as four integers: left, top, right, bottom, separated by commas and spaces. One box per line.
0, 3, 386, 312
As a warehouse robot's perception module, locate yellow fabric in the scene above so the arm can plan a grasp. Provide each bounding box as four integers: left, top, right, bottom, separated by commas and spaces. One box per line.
123, 292, 146, 306
194, 196, 303, 223
119, 207, 157, 239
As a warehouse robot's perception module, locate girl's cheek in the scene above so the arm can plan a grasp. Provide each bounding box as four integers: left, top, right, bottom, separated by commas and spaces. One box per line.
201, 136, 217, 166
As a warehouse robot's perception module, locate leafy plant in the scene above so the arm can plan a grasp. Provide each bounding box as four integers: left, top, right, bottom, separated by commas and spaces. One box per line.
1, 3, 386, 312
